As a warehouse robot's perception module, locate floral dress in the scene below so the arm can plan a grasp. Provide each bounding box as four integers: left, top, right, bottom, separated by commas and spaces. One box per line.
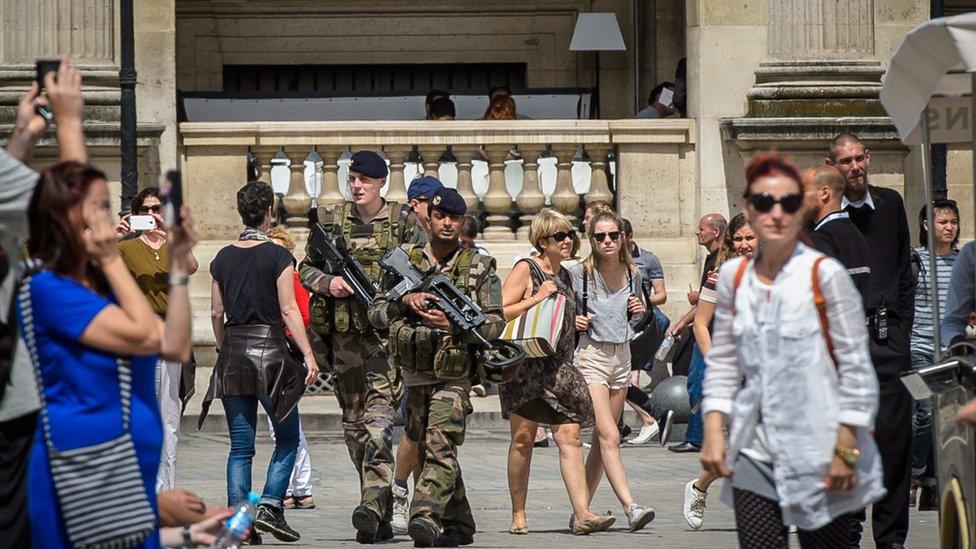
499, 259, 594, 427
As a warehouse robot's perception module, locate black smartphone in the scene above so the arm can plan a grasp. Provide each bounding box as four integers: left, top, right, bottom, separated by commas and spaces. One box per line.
34, 59, 59, 122
162, 170, 183, 226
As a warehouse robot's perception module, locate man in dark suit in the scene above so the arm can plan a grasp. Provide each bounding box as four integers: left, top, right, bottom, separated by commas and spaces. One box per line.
827, 133, 914, 549
802, 164, 871, 300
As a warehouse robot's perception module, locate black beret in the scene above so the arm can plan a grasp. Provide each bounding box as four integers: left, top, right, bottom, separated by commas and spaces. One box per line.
430, 187, 467, 216
349, 150, 388, 179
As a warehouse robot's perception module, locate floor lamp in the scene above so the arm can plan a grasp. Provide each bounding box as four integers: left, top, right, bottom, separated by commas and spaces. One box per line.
569, 13, 626, 119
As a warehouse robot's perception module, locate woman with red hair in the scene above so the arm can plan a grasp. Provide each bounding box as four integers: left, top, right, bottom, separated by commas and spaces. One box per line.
700, 152, 885, 547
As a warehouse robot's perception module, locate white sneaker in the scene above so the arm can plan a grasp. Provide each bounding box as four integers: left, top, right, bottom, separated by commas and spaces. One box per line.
626, 503, 655, 532
392, 483, 409, 535
682, 480, 707, 530
627, 423, 660, 445
470, 384, 487, 397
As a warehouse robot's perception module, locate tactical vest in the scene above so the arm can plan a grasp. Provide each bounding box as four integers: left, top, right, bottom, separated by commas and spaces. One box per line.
309, 200, 410, 335
391, 245, 484, 380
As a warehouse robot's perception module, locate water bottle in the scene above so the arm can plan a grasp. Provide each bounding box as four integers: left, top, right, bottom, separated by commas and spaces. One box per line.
655, 334, 675, 362
211, 491, 260, 548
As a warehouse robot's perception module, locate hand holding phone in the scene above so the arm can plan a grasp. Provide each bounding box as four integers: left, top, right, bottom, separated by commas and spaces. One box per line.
33, 59, 60, 122
130, 215, 157, 231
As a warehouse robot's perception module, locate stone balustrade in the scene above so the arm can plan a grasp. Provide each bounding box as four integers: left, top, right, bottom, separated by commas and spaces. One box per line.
179, 120, 695, 240
180, 120, 698, 343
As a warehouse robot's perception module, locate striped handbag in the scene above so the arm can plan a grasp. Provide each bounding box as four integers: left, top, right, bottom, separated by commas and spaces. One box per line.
500, 260, 566, 358
19, 277, 156, 548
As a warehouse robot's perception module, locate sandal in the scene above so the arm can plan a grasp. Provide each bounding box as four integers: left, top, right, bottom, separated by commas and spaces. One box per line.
508, 525, 529, 535
292, 495, 316, 509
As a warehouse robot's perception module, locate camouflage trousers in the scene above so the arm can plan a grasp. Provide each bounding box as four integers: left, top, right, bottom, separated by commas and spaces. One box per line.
404, 380, 476, 535
330, 331, 402, 522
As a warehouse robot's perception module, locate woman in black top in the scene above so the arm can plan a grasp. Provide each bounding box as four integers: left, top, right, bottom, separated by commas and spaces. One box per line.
203, 181, 318, 543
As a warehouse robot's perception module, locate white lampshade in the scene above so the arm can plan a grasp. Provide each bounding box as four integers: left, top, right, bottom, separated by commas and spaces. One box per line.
569, 13, 626, 52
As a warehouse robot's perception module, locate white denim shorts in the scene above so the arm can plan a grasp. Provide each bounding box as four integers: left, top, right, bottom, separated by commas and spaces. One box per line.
575, 335, 631, 390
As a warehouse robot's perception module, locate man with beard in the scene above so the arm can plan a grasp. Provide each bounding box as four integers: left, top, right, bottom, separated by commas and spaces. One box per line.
370, 187, 504, 547
827, 133, 914, 548
801, 164, 870, 300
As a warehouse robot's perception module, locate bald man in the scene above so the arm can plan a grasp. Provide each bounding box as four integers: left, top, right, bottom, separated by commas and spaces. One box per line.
802, 165, 871, 299
827, 133, 914, 548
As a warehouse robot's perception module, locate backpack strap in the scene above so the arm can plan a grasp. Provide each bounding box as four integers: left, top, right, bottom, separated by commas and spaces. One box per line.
812, 255, 839, 368
730, 258, 749, 316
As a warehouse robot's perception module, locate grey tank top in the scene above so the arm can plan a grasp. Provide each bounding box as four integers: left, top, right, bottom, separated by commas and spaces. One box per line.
569, 263, 641, 344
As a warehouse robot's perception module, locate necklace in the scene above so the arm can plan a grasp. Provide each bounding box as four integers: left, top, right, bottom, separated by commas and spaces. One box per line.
141, 235, 162, 261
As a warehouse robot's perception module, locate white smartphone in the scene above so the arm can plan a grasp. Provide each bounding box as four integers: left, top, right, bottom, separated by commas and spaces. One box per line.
130, 215, 157, 231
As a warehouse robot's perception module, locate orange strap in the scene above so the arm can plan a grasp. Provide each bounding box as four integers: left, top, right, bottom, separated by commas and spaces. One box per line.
730, 258, 749, 315
812, 255, 839, 368
729, 254, 838, 368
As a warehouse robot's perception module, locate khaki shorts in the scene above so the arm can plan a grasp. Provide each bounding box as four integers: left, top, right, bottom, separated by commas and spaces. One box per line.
575, 335, 631, 390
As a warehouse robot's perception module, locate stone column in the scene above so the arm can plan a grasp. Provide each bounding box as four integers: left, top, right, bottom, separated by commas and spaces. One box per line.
256, 148, 273, 184
747, 0, 884, 119
452, 146, 480, 214
2, 0, 116, 66
585, 145, 613, 206
482, 145, 513, 239
550, 145, 578, 222
282, 149, 311, 227
515, 145, 546, 239
384, 146, 410, 205
317, 147, 344, 209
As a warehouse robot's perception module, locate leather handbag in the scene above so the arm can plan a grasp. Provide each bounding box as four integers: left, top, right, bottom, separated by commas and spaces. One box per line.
500, 260, 566, 358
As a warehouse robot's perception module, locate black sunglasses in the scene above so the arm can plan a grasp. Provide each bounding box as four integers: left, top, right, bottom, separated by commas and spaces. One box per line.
137, 205, 162, 214
592, 231, 621, 242
548, 230, 576, 242
748, 193, 803, 214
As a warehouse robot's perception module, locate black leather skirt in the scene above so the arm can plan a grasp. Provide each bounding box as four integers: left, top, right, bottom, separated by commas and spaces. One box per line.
198, 324, 307, 427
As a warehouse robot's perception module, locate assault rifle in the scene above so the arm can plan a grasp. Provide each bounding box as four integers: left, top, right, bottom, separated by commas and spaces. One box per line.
379, 246, 527, 383
308, 223, 379, 308
379, 247, 491, 346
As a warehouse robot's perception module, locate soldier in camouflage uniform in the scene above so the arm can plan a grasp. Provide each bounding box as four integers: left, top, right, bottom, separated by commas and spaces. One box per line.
369, 187, 504, 547
299, 150, 421, 543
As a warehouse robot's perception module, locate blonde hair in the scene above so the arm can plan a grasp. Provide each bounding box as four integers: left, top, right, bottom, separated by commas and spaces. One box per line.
583, 211, 632, 276
585, 201, 613, 218
266, 226, 296, 251
529, 208, 580, 256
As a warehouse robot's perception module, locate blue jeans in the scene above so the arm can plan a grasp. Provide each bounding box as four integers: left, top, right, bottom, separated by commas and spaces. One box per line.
685, 344, 706, 447
223, 395, 301, 508
910, 350, 936, 482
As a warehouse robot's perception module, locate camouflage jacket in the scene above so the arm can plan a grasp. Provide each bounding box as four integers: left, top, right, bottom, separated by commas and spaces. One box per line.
369, 243, 504, 385
299, 200, 422, 335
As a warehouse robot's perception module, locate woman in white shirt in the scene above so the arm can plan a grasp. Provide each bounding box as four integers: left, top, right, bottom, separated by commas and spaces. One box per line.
700, 152, 885, 547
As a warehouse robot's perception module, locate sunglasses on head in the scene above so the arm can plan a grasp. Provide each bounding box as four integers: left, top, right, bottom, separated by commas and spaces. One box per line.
548, 230, 576, 242
592, 231, 621, 242
137, 205, 161, 214
748, 193, 803, 214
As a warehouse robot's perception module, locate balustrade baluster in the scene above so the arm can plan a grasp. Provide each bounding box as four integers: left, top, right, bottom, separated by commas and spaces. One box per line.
316, 147, 344, 212
384, 146, 410, 204
452, 146, 480, 214
482, 145, 515, 239
550, 145, 579, 223
585, 145, 613, 206
417, 145, 445, 179
515, 145, 546, 238
282, 148, 312, 227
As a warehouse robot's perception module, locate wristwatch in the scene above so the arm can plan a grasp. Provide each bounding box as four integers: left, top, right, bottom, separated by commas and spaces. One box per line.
181, 525, 194, 548
833, 445, 860, 467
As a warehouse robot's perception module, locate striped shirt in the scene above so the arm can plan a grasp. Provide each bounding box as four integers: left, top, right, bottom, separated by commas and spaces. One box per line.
911, 246, 958, 357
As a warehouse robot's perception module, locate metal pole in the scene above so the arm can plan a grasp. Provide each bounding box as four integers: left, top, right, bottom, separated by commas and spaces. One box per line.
119, 0, 138, 215
633, 0, 640, 115
920, 108, 941, 363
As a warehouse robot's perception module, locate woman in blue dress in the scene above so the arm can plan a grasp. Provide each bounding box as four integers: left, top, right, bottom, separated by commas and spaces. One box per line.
19, 162, 226, 547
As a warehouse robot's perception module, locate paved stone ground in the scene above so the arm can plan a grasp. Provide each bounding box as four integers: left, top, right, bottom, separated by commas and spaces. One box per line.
177, 428, 939, 548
